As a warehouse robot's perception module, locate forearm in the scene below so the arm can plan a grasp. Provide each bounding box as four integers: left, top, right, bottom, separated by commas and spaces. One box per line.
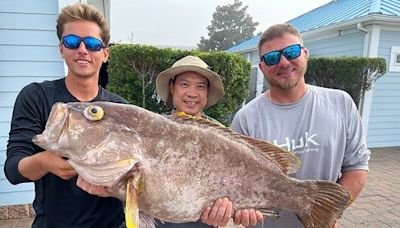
338, 169, 368, 200
4, 154, 32, 184
18, 152, 49, 181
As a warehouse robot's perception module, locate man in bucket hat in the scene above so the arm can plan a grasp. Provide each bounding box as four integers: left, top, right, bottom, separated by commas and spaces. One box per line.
155, 55, 263, 227
156, 55, 224, 119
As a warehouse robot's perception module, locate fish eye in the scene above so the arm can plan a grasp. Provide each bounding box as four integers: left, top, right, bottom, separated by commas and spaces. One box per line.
84, 105, 104, 121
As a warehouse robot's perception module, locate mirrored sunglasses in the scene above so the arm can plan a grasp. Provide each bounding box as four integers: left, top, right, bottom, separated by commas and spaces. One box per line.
260, 44, 303, 66
61, 34, 105, 52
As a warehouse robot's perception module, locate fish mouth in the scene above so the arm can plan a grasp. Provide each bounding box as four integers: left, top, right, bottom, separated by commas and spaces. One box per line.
32, 102, 68, 149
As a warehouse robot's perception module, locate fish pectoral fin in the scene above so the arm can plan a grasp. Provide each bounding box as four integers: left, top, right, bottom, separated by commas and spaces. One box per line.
125, 179, 139, 228
125, 170, 146, 228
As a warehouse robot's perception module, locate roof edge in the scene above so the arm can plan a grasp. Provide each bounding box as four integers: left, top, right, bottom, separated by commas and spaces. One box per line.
302, 14, 400, 37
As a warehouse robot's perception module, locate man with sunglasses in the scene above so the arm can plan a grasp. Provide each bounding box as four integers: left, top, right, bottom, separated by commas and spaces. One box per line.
231, 23, 370, 228
5, 3, 127, 227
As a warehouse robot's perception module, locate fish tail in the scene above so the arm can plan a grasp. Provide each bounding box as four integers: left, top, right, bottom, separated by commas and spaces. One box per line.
125, 180, 139, 228
298, 181, 352, 228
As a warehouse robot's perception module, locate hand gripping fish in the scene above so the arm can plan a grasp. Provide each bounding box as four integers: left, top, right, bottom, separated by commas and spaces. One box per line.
33, 102, 352, 228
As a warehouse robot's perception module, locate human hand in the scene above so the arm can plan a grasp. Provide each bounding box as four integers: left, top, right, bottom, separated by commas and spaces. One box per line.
200, 198, 232, 227
19, 151, 77, 180
76, 175, 113, 197
233, 209, 264, 226
43, 151, 77, 180
332, 220, 339, 228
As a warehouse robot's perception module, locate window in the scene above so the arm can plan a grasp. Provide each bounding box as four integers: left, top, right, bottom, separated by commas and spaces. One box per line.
395, 52, 400, 66
389, 46, 400, 72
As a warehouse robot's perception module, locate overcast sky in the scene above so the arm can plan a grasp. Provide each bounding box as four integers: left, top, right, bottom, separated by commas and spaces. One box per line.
110, 0, 331, 48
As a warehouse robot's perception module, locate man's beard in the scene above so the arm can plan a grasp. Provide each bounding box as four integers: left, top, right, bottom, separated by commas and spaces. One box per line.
267, 77, 300, 90
266, 64, 307, 90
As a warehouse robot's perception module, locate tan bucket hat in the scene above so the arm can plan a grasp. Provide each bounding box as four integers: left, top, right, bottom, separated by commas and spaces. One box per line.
156, 55, 225, 109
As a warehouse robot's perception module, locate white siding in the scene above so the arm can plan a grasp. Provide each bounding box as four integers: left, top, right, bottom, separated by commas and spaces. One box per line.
0, 0, 64, 206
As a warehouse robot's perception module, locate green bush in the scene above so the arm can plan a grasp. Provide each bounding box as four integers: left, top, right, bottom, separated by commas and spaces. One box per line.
306, 57, 386, 106
107, 44, 250, 125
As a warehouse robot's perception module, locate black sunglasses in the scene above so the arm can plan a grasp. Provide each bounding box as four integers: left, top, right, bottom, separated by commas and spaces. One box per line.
260, 44, 303, 66
61, 34, 105, 52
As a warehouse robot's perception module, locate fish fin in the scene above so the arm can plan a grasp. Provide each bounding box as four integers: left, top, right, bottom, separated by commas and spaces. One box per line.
168, 112, 223, 126
125, 180, 139, 228
175, 111, 191, 118
139, 213, 157, 228
238, 135, 300, 174
168, 112, 300, 174
126, 169, 147, 228
298, 181, 351, 228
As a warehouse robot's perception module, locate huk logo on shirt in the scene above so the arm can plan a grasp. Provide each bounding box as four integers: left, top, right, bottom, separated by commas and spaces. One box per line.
272, 132, 320, 153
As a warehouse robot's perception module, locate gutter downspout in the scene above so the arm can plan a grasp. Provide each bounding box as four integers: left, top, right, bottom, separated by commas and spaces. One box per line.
357, 22, 368, 33
357, 22, 370, 140
357, 22, 380, 142
356, 22, 369, 120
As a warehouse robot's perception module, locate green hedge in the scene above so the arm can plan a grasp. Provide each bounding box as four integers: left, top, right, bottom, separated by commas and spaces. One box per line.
108, 45, 386, 124
306, 57, 386, 106
107, 44, 250, 125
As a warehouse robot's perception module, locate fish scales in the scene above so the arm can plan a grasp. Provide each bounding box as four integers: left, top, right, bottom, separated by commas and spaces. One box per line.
33, 102, 351, 228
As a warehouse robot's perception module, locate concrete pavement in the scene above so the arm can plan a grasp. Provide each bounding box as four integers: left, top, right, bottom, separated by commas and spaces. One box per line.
1, 147, 399, 228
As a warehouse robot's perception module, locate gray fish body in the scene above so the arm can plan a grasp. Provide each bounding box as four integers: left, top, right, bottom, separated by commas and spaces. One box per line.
33, 102, 350, 227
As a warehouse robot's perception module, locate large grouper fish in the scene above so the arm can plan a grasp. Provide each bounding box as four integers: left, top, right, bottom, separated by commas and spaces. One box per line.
33, 102, 351, 228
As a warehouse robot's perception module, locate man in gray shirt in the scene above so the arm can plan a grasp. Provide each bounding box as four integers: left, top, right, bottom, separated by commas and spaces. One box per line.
231, 23, 370, 228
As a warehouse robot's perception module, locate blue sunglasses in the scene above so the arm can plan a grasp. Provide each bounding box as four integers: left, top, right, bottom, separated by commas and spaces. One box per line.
260, 44, 303, 66
61, 34, 105, 52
